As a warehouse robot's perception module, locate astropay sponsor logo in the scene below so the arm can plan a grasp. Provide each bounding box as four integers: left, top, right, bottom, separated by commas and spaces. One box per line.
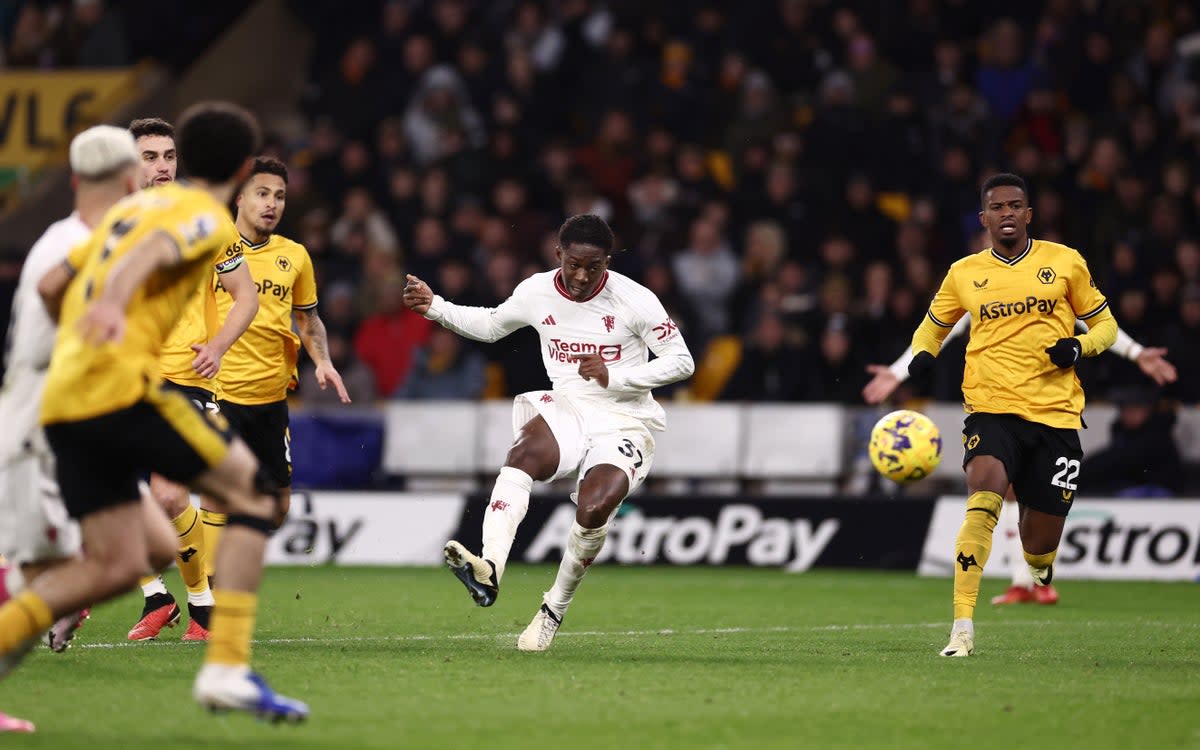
919, 497, 1200, 581
547, 338, 622, 364
524, 504, 839, 571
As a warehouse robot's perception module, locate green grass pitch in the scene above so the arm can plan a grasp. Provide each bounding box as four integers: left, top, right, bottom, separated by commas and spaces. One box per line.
1, 566, 1197, 750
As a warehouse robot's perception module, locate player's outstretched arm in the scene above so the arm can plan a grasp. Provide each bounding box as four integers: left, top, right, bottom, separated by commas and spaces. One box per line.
863, 314, 972, 404
294, 307, 350, 403
1073, 319, 1177, 385
403, 273, 529, 343
192, 262, 259, 378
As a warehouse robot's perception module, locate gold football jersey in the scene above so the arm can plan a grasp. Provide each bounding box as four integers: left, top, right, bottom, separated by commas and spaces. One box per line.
42, 182, 241, 423
213, 233, 316, 404
922, 239, 1108, 429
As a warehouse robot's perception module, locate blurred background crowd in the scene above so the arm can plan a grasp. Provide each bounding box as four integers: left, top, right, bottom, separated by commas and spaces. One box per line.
2, 0, 1199, 491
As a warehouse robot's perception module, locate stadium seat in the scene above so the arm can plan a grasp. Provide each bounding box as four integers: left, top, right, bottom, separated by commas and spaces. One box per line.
741, 404, 844, 479
382, 402, 478, 475
655, 404, 743, 478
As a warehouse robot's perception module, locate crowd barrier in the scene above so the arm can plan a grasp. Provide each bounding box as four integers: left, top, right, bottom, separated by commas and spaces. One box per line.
265, 491, 1200, 581
290, 401, 1200, 490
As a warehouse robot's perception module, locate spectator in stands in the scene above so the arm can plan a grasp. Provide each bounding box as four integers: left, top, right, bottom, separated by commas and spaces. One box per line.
394, 327, 486, 400
672, 216, 739, 348
403, 64, 487, 166
354, 274, 433, 397
1082, 386, 1183, 496
721, 313, 806, 402
1164, 285, 1200, 404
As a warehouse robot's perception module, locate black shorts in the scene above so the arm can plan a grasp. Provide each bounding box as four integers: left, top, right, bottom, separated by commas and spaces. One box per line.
962, 412, 1083, 517
217, 399, 291, 488
44, 384, 233, 520
161, 380, 217, 413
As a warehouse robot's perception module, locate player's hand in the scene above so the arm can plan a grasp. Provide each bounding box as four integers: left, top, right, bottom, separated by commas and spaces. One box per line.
1045, 337, 1082, 368
573, 353, 610, 388
862, 364, 901, 404
77, 301, 125, 345
907, 351, 936, 380
1136, 347, 1177, 385
315, 360, 352, 403
190, 343, 221, 379
402, 274, 433, 315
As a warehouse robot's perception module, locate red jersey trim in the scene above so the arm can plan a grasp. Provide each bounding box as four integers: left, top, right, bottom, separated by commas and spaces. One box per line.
554, 270, 609, 302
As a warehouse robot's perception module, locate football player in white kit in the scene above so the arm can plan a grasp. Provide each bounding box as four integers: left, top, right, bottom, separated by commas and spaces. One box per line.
0, 125, 177, 730
402, 214, 695, 651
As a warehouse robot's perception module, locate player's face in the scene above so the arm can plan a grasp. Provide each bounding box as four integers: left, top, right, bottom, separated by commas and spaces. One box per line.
979, 185, 1032, 249
238, 173, 287, 235
557, 243, 610, 301
136, 135, 176, 188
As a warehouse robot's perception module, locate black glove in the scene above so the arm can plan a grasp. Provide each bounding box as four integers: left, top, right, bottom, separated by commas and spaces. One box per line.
1045, 337, 1082, 368
908, 350, 936, 380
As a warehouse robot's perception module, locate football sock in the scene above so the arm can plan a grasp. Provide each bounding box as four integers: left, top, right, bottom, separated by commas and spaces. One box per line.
1024, 549, 1057, 583
999, 501, 1033, 588
0, 591, 53, 654
140, 575, 167, 598
200, 509, 226, 580
481, 466, 533, 582
205, 589, 257, 666
544, 522, 608, 618
172, 505, 210, 597
952, 490, 1002, 620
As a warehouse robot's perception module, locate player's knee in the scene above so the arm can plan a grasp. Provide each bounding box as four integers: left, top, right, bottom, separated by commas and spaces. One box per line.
576, 493, 622, 528
965, 456, 1008, 496
504, 441, 553, 478
150, 476, 189, 516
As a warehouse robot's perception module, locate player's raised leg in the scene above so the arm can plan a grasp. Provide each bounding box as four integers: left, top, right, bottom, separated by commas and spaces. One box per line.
446, 415, 556, 607
189, 439, 307, 721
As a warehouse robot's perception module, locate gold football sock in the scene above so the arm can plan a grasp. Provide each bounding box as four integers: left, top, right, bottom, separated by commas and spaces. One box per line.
1024, 549, 1057, 583
205, 589, 256, 666
200, 509, 227, 580
172, 505, 208, 595
0, 591, 53, 653
952, 490, 1003, 620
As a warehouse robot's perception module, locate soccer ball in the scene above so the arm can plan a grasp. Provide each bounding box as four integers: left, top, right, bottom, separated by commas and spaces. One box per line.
869, 409, 943, 483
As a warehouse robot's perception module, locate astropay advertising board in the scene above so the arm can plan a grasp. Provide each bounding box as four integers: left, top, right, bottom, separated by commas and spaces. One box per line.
919, 497, 1200, 581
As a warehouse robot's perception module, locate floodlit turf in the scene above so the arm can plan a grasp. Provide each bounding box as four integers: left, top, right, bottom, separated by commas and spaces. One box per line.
1, 566, 1197, 750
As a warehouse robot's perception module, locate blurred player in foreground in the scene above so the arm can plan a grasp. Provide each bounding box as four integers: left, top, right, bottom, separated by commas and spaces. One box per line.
0, 102, 307, 719
403, 214, 694, 651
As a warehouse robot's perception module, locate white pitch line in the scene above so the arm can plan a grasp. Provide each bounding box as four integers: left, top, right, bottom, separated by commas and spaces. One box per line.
69, 618, 1194, 650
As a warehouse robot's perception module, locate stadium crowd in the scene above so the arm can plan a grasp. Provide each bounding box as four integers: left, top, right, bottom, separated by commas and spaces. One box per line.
6, 1, 1200, 418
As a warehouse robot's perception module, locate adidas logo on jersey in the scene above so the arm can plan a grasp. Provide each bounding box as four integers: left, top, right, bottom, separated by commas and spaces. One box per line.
541, 315, 557, 325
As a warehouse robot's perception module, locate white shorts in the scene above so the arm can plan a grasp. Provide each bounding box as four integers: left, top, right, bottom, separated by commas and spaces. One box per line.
512, 390, 655, 499
0, 435, 81, 564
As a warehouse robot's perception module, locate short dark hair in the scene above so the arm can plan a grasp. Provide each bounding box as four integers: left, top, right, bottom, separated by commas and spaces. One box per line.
558, 214, 614, 253
128, 117, 174, 141
980, 172, 1028, 206
249, 155, 288, 184
176, 101, 261, 183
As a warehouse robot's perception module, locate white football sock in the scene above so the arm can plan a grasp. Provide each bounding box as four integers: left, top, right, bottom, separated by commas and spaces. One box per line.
952, 618, 974, 637
544, 522, 608, 618
141, 576, 168, 598
187, 589, 215, 607
481, 466, 532, 582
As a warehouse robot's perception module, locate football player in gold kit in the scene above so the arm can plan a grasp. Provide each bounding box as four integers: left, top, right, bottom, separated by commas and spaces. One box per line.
906, 173, 1117, 657
212, 156, 349, 528
0, 102, 307, 719
125, 118, 260, 643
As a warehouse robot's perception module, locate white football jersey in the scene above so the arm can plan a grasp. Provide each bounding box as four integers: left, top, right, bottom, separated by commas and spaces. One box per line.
0, 213, 90, 460
426, 269, 694, 431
